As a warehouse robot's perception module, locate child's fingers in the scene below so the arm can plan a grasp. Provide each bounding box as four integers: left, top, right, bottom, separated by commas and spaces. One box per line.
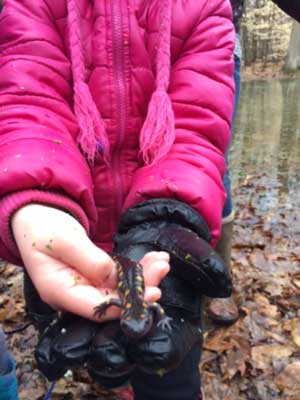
141, 251, 170, 264
144, 286, 162, 303
44, 279, 161, 323
57, 284, 122, 322
41, 233, 117, 288
140, 251, 170, 287
24, 251, 120, 320
24, 247, 164, 323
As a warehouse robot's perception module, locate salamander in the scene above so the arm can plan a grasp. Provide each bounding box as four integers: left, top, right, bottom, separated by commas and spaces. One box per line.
94, 255, 172, 341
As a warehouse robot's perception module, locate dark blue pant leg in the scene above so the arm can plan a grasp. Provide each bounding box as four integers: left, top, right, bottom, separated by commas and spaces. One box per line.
222, 53, 241, 219
131, 343, 202, 400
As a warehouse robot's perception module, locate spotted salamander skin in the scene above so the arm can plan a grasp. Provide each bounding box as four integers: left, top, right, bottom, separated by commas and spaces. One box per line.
94, 255, 171, 341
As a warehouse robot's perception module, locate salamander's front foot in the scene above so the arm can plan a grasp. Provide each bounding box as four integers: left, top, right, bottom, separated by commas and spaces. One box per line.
93, 298, 122, 319
93, 303, 109, 319
157, 315, 173, 332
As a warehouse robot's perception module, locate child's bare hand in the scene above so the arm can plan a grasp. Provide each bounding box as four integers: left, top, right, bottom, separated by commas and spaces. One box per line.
12, 204, 170, 321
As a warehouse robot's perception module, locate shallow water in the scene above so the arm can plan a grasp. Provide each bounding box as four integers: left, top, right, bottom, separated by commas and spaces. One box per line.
230, 78, 300, 211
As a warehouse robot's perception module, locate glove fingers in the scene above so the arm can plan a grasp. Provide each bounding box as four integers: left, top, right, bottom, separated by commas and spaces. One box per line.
35, 313, 96, 380
130, 318, 202, 375
88, 321, 134, 388
36, 313, 135, 387
51, 314, 97, 367
35, 320, 67, 381
156, 227, 232, 297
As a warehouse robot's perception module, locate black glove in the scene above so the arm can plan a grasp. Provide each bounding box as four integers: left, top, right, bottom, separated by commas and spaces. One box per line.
35, 313, 134, 387
88, 320, 135, 388
127, 274, 204, 375
128, 311, 203, 375
94, 199, 232, 378
35, 313, 95, 381
115, 198, 232, 297
23, 271, 58, 334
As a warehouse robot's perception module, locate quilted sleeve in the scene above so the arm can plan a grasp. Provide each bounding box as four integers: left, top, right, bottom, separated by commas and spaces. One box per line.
124, 0, 235, 245
0, 1, 96, 262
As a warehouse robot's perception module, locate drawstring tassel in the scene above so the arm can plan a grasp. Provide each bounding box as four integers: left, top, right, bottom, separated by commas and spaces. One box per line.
67, 0, 110, 166
140, 89, 175, 165
139, 0, 174, 166
74, 81, 110, 165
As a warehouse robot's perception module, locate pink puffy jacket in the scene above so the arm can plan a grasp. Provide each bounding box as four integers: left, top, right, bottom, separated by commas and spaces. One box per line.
0, 0, 234, 264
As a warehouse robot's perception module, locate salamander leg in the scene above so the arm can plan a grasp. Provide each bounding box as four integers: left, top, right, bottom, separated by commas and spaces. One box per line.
94, 299, 123, 318
157, 315, 173, 332
150, 303, 173, 332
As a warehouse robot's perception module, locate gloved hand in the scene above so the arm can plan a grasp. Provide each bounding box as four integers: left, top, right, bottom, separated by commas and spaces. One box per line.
91, 199, 232, 381
115, 199, 232, 298
128, 309, 203, 376
35, 312, 134, 386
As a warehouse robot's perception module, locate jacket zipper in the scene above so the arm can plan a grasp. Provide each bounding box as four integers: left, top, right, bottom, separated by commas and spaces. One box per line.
111, 0, 127, 223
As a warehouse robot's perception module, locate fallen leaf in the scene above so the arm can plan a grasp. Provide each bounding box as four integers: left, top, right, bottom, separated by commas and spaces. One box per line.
221, 348, 249, 379
251, 344, 295, 370
290, 319, 300, 348
291, 246, 300, 259
204, 331, 234, 353
276, 361, 300, 392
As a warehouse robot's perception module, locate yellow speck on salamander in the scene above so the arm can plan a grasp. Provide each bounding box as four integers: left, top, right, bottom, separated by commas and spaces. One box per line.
124, 289, 130, 296
125, 303, 132, 309
184, 253, 191, 261
156, 368, 166, 378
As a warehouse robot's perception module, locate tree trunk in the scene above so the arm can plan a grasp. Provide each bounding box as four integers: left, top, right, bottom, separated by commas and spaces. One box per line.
284, 20, 300, 71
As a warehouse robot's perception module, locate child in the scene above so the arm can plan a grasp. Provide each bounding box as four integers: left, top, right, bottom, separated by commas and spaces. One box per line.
0, 0, 235, 399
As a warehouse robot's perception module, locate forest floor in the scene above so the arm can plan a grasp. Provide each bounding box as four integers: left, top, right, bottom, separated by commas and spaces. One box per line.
1, 171, 300, 400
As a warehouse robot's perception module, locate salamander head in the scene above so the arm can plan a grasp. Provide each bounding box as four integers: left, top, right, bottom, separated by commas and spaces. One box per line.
120, 312, 154, 341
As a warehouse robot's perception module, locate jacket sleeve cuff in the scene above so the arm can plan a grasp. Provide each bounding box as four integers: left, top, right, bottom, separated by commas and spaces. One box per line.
119, 199, 211, 242
0, 190, 90, 261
